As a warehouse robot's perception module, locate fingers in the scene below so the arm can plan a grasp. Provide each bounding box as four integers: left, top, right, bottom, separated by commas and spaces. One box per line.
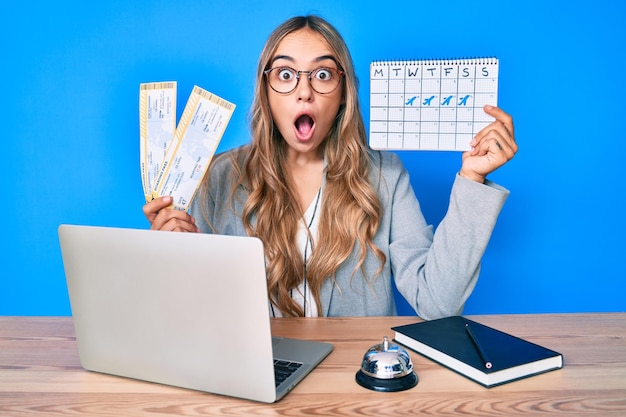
460, 106, 518, 182
143, 196, 200, 232
143, 196, 174, 223
152, 210, 199, 232
472, 129, 514, 159
470, 105, 518, 158
483, 105, 515, 140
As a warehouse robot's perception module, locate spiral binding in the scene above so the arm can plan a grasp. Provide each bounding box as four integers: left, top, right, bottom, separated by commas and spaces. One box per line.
371, 57, 498, 66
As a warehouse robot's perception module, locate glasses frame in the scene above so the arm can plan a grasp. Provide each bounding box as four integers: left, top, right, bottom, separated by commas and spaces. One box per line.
264, 66, 345, 95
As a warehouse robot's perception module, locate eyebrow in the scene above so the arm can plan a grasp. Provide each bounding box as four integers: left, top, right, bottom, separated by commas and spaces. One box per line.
270, 54, 339, 67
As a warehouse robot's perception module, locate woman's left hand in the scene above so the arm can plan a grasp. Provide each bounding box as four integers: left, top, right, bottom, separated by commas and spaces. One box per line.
460, 105, 518, 183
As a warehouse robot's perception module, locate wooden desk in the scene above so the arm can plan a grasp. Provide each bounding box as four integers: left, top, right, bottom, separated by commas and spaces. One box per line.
1, 314, 625, 416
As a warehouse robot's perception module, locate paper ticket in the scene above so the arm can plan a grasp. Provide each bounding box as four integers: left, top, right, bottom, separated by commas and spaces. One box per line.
151, 86, 235, 211
139, 82, 177, 202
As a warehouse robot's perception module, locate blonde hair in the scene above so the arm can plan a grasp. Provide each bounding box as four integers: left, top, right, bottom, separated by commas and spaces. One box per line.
206, 15, 385, 316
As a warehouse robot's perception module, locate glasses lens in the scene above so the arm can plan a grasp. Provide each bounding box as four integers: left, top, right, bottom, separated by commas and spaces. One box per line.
310, 68, 341, 94
268, 67, 297, 93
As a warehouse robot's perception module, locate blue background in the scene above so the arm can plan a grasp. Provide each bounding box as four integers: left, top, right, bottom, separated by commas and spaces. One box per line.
2, 0, 625, 316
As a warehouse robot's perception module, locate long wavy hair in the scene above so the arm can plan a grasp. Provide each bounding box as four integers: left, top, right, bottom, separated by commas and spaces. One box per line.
207, 15, 385, 316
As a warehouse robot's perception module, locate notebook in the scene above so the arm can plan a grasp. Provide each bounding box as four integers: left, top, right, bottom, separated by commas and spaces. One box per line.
392, 316, 563, 388
58, 224, 333, 403
370, 57, 499, 151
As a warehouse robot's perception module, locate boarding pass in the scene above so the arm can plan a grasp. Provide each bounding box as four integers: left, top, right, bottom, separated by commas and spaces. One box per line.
140, 82, 235, 211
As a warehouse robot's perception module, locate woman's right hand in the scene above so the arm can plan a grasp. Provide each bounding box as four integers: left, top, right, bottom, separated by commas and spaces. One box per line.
143, 196, 200, 232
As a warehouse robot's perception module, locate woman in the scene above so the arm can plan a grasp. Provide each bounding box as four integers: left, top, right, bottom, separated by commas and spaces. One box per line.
144, 15, 517, 319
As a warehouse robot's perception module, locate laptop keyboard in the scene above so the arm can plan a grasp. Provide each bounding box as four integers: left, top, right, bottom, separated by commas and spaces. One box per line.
274, 359, 303, 387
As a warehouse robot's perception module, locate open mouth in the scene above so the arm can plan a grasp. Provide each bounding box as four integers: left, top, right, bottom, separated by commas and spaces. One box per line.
295, 114, 315, 139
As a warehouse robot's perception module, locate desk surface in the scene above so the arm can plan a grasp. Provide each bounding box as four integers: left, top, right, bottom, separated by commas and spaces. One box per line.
1, 313, 625, 416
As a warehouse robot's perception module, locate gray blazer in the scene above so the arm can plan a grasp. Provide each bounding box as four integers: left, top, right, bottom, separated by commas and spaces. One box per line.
189, 147, 509, 319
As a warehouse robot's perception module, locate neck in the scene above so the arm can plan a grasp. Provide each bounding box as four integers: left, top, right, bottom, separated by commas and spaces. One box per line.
284, 149, 324, 213
285, 145, 324, 168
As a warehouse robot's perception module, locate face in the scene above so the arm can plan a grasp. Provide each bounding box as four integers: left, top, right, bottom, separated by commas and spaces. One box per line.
267, 28, 344, 160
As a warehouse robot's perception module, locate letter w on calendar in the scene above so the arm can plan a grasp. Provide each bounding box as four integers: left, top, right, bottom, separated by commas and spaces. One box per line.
369, 58, 498, 152
140, 83, 235, 211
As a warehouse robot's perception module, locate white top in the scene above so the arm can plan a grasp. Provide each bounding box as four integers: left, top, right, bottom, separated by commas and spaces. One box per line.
270, 187, 322, 317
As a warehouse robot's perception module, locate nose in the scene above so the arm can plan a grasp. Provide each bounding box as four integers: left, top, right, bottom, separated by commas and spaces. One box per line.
295, 72, 313, 101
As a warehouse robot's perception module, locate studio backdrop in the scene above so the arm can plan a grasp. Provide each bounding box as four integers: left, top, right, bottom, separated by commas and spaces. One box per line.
2, 0, 624, 315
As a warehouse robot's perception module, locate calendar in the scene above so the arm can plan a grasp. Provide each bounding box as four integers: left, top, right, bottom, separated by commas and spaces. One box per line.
369, 57, 498, 151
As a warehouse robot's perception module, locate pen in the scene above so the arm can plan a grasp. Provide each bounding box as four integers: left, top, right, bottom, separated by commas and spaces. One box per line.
465, 323, 493, 369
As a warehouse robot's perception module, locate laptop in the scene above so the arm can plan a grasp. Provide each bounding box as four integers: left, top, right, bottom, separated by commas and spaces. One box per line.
58, 224, 333, 403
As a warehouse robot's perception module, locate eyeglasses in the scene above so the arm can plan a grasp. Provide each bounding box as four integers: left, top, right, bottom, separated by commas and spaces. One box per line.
264, 66, 344, 94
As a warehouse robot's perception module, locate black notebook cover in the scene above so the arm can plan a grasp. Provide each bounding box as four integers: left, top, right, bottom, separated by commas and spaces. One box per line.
392, 316, 563, 388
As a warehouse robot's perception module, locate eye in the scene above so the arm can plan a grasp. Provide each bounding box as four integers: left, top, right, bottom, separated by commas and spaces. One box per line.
277, 67, 296, 81
314, 68, 333, 81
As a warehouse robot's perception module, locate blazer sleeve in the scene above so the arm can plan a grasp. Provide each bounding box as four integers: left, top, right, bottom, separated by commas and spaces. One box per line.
388, 157, 509, 320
